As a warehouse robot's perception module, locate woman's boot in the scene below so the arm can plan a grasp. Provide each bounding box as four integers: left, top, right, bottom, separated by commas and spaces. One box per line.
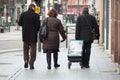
46, 53, 51, 69
53, 53, 60, 68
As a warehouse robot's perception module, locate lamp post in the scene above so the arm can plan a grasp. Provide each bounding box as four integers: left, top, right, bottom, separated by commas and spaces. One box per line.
33, 0, 42, 52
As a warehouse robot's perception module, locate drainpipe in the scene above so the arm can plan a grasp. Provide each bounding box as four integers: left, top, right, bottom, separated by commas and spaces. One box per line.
99, 0, 103, 46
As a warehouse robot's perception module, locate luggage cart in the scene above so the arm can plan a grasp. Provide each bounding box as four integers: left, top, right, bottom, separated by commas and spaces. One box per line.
67, 40, 83, 69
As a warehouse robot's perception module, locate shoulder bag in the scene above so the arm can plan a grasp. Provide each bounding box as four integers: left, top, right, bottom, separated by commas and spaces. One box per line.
39, 18, 48, 40
83, 15, 97, 40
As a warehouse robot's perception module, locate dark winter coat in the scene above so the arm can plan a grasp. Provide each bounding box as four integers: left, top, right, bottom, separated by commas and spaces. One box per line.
18, 8, 40, 42
75, 12, 99, 43
41, 17, 66, 50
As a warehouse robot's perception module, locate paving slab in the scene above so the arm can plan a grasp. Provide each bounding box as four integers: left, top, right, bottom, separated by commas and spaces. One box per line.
1, 44, 119, 80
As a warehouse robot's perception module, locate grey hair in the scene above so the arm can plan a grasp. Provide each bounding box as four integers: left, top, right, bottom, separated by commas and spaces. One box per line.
29, 4, 35, 9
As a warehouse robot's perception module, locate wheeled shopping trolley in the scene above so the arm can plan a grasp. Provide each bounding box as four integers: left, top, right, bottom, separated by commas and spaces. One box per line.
67, 40, 83, 69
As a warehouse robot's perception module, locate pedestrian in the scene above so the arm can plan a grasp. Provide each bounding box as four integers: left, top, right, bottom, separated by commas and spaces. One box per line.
40, 9, 66, 70
8, 16, 12, 32
75, 6, 100, 68
18, 4, 40, 69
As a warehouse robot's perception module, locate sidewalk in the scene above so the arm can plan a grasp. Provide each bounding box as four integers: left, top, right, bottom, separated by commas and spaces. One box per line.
0, 44, 120, 80
0, 27, 120, 80
0, 26, 22, 53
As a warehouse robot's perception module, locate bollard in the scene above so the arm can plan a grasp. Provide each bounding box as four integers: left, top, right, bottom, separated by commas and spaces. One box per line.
66, 25, 68, 48
0, 27, 4, 33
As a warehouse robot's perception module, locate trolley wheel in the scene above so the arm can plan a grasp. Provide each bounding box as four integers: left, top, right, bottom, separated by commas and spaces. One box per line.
80, 62, 83, 69
68, 62, 72, 69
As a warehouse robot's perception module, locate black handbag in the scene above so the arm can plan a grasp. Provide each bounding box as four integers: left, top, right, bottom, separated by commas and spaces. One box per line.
83, 15, 97, 40
39, 18, 48, 40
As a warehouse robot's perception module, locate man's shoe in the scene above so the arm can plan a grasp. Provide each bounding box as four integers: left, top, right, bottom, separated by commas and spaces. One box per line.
30, 66, 34, 69
24, 62, 28, 68
84, 65, 90, 68
47, 66, 51, 70
54, 64, 60, 68
29, 63, 34, 69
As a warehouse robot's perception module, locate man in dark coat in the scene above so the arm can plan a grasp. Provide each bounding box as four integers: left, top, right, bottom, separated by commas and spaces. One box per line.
75, 6, 99, 68
18, 4, 40, 69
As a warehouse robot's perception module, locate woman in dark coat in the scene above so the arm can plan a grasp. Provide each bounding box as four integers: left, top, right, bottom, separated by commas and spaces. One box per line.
41, 9, 66, 69
75, 6, 100, 68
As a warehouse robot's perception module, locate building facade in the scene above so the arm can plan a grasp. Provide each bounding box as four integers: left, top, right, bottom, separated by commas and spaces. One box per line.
66, 0, 89, 15
0, 0, 32, 26
0, 0, 16, 26
99, 0, 120, 67
111, 0, 120, 66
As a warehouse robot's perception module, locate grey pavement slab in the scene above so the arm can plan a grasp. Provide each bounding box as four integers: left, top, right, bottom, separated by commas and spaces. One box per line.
0, 51, 23, 80
0, 44, 119, 80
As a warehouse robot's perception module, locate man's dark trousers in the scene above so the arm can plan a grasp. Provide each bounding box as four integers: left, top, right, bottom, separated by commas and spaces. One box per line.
23, 42, 36, 66
82, 41, 92, 66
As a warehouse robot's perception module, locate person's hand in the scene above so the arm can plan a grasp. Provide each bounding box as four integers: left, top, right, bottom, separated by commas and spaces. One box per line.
61, 39, 65, 42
